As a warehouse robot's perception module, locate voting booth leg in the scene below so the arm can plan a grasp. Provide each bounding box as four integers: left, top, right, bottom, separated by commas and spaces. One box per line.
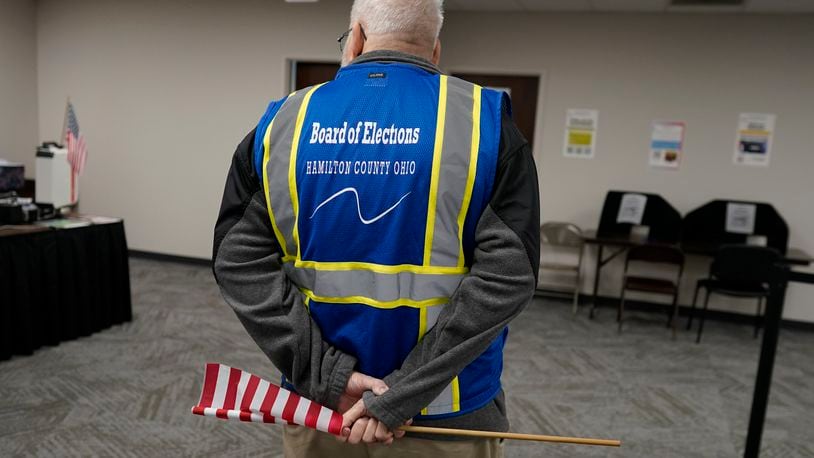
573, 244, 585, 315
589, 245, 604, 319
744, 267, 787, 458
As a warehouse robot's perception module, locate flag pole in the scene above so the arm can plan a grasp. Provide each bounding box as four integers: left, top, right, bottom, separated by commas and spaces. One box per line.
398, 425, 621, 447
61, 96, 70, 145
63, 96, 78, 206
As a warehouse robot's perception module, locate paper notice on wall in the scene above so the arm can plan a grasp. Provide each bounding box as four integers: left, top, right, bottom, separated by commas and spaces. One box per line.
617, 193, 648, 225
726, 202, 757, 234
649, 121, 685, 169
734, 113, 775, 167
563, 109, 598, 159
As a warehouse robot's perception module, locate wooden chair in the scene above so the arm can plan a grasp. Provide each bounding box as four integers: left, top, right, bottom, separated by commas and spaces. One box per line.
618, 245, 685, 339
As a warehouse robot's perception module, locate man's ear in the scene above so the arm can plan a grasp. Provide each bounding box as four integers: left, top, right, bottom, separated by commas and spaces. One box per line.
431, 39, 442, 66
342, 22, 366, 66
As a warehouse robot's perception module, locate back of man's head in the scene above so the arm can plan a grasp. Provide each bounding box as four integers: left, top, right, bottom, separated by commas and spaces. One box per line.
350, 0, 444, 49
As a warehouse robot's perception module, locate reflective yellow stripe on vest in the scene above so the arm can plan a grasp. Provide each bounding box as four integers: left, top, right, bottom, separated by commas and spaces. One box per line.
263, 77, 483, 416
418, 77, 480, 415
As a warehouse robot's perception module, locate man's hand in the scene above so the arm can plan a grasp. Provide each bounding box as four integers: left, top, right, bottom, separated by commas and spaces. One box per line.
337, 371, 388, 414
338, 398, 411, 445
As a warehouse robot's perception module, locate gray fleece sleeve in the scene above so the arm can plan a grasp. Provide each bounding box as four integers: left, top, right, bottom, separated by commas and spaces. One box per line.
364, 205, 537, 430
213, 190, 357, 409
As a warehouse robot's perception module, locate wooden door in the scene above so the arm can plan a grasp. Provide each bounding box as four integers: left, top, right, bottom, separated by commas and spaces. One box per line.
292, 61, 340, 91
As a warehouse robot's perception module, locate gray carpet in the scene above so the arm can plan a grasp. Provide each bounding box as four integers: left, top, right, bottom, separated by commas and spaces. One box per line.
1, 258, 813, 457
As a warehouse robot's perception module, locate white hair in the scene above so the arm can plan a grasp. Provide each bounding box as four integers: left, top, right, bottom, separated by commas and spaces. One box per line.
350, 0, 444, 47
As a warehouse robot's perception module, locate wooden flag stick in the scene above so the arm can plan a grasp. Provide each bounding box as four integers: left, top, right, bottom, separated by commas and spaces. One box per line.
61, 96, 70, 144
398, 425, 621, 447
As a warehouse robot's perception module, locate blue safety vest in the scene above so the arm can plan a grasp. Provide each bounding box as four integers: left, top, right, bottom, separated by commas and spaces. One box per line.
254, 62, 506, 419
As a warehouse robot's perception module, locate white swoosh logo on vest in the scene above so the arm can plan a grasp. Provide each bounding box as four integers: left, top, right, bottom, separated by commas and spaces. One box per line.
309, 187, 411, 225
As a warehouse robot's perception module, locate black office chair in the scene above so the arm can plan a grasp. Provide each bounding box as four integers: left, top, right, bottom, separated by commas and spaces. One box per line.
687, 245, 780, 343
618, 245, 685, 339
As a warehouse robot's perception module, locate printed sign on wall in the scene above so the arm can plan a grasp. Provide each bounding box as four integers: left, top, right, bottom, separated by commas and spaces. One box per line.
734, 113, 775, 167
649, 121, 685, 169
563, 109, 598, 159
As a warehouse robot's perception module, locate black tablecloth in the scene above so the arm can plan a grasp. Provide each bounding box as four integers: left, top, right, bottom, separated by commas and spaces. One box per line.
0, 221, 132, 361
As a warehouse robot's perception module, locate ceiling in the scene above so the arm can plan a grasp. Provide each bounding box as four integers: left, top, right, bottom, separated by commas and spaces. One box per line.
444, 0, 814, 13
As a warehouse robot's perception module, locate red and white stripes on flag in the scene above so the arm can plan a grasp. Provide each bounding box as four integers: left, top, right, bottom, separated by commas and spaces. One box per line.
64, 101, 87, 176
66, 130, 86, 175
191, 363, 344, 436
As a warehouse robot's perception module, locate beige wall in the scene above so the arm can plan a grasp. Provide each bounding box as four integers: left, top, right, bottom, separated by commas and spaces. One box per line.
35, 1, 814, 321
442, 12, 814, 322
37, 0, 350, 257
0, 0, 37, 175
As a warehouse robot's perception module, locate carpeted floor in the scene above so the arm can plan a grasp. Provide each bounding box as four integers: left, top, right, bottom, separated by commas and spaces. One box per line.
1, 257, 813, 457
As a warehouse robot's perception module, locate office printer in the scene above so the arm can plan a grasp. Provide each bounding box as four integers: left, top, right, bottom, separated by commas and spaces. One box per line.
36, 142, 77, 209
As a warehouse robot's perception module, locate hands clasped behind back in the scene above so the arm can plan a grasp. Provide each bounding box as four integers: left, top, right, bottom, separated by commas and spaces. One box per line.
336, 371, 410, 445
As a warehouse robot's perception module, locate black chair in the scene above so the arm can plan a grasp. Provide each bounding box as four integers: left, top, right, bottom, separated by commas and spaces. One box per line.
618, 245, 685, 339
687, 245, 780, 343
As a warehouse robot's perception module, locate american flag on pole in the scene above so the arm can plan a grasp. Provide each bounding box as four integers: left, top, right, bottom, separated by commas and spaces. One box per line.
64, 101, 87, 176
191, 363, 344, 436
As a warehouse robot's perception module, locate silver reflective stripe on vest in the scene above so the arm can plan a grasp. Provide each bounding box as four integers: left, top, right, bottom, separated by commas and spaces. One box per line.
423, 376, 457, 415
265, 88, 312, 258
283, 265, 464, 304
429, 78, 477, 267
421, 303, 459, 415
425, 303, 446, 332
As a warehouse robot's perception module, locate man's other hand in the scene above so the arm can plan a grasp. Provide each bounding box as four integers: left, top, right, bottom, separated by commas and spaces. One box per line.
338, 398, 411, 445
337, 371, 388, 413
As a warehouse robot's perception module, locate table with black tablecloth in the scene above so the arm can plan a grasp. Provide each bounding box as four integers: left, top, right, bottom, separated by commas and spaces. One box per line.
0, 219, 131, 361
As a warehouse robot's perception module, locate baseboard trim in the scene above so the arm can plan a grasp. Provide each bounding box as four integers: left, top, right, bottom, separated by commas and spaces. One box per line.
780, 319, 814, 332
129, 250, 212, 267
536, 291, 814, 332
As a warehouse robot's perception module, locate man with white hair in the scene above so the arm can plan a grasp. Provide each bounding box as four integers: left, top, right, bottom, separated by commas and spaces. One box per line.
213, 0, 539, 456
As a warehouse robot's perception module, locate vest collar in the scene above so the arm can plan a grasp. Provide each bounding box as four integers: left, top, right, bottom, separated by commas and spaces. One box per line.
349, 50, 442, 75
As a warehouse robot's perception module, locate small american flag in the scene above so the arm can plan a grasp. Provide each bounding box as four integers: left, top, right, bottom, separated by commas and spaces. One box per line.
191, 363, 344, 436
65, 101, 87, 176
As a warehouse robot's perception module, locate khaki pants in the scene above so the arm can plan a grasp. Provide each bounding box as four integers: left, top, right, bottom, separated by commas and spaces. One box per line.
283, 425, 504, 458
